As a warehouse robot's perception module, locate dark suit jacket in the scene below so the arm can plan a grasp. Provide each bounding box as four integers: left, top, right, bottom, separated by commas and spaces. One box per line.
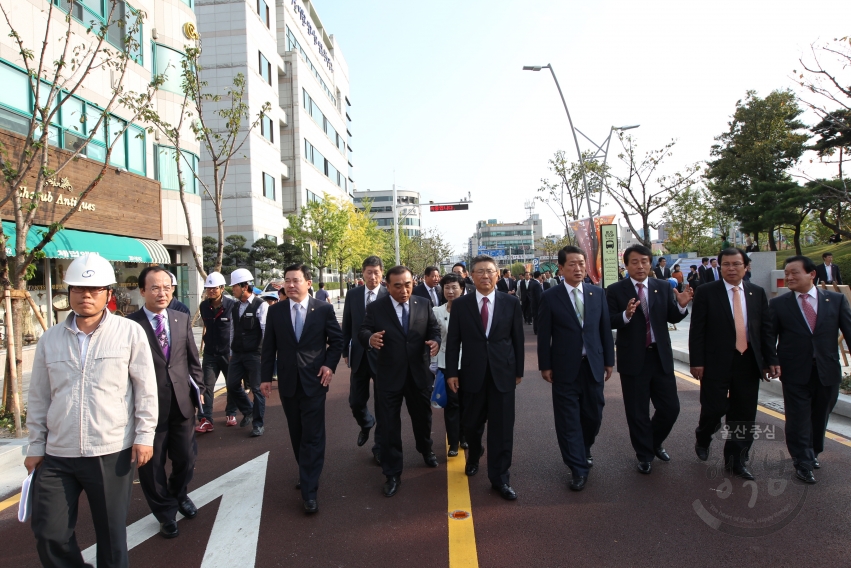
445, 291, 524, 393
537, 283, 615, 383
768, 289, 851, 386
463, 282, 477, 295
689, 279, 773, 379
607, 277, 687, 374
358, 295, 441, 392
412, 282, 445, 306
815, 263, 842, 286
700, 265, 719, 283
261, 297, 344, 398
127, 308, 203, 427
496, 278, 516, 294
341, 285, 387, 371
653, 266, 672, 279
528, 278, 543, 316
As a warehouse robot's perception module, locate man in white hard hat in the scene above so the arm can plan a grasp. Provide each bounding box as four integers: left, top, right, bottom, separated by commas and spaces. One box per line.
198, 271, 237, 431
166, 271, 190, 314
227, 268, 269, 436
25, 254, 158, 567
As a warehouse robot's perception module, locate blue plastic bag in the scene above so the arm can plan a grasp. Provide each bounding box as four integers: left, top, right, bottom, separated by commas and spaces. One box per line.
431, 369, 447, 409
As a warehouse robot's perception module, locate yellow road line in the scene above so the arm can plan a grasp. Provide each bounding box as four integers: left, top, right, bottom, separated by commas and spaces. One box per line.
447, 438, 478, 568
214, 386, 226, 398
674, 370, 851, 449
0, 491, 21, 513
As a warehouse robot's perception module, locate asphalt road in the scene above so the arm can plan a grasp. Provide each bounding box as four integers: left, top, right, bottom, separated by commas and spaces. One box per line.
3, 325, 851, 567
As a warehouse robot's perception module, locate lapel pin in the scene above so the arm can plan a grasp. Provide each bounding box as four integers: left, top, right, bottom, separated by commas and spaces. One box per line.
589, 292, 593, 296
654, 290, 658, 293
826, 298, 830, 302
749, 292, 752, 295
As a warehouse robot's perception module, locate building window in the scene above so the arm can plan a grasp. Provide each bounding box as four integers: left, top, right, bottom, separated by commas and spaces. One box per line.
153, 44, 186, 95
259, 52, 271, 85
54, 1, 142, 63
264, 234, 278, 244
262, 172, 275, 200
285, 26, 336, 106
257, 0, 269, 27
261, 115, 274, 142
155, 145, 198, 194
306, 189, 321, 203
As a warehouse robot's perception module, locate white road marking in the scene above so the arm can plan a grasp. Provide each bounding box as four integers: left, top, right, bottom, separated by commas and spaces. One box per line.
82, 452, 269, 567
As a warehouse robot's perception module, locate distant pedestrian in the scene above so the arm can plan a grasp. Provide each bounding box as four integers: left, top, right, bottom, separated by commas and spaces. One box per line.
815, 252, 842, 286
315, 281, 332, 303
687, 265, 701, 290
432, 272, 466, 456
653, 258, 671, 280
672, 264, 684, 291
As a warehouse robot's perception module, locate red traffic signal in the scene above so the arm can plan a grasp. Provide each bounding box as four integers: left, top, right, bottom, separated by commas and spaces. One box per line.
429, 204, 469, 212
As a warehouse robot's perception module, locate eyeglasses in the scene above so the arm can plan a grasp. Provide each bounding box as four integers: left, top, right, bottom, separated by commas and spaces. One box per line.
70, 286, 108, 295
146, 286, 172, 294
720, 263, 745, 268
473, 269, 497, 276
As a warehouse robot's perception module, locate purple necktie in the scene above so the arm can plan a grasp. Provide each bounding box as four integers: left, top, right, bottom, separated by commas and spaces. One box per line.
481, 297, 489, 335
154, 314, 169, 359
636, 283, 651, 348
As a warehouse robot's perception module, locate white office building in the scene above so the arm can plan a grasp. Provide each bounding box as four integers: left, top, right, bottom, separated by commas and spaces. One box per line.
470, 215, 543, 265
353, 188, 422, 238
197, 0, 354, 247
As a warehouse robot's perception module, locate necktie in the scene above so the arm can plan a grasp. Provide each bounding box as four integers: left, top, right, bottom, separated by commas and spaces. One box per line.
481, 297, 489, 335
573, 288, 584, 326
800, 294, 817, 332
293, 304, 303, 341
430, 287, 438, 306
732, 287, 747, 353
401, 302, 409, 334
154, 314, 169, 359
636, 283, 651, 347
367, 290, 374, 305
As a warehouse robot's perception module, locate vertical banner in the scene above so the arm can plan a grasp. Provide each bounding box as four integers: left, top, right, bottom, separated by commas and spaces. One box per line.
600, 224, 619, 288
568, 215, 615, 283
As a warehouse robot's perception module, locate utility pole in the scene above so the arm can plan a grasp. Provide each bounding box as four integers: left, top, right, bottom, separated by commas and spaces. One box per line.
393, 182, 400, 265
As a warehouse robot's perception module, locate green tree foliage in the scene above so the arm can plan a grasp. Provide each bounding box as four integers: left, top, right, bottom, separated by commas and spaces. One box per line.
249, 238, 281, 286
284, 196, 348, 284
510, 262, 527, 278
662, 186, 721, 255
536, 150, 608, 242
400, 227, 454, 277
222, 235, 250, 276
705, 89, 809, 250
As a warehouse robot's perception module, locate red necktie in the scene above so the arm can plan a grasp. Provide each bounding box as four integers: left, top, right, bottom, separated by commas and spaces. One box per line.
800, 294, 817, 332
481, 297, 489, 335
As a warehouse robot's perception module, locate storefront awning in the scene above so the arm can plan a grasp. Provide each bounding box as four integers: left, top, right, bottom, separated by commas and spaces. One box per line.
3, 221, 171, 263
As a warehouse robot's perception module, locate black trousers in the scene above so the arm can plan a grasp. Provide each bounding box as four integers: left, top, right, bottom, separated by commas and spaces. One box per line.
349, 355, 384, 453
138, 391, 197, 523
375, 371, 433, 478
551, 358, 604, 477
620, 347, 680, 462
31, 448, 134, 568
782, 364, 839, 471
521, 298, 532, 323
695, 347, 760, 465
227, 352, 265, 427
282, 379, 326, 501
461, 366, 515, 486
200, 353, 230, 420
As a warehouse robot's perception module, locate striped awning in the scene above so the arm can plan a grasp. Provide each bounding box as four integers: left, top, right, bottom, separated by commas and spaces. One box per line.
136, 239, 171, 263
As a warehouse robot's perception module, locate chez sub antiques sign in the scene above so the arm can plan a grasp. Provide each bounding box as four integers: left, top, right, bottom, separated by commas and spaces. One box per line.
0, 131, 162, 240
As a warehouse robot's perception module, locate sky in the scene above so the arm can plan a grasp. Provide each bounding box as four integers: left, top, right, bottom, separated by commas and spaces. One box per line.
314, 0, 851, 255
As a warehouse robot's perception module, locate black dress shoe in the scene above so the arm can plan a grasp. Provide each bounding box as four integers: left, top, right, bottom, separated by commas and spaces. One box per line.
465, 462, 479, 476
813, 457, 821, 469
383, 476, 401, 497
373, 450, 382, 466
239, 414, 252, 427
586, 452, 593, 468
357, 426, 372, 447
250, 425, 265, 437
492, 484, 517, 500
728, 463, 755, 480
637, 461, 652, 474
177, 498, 197, 519
448, 446, 459, 458
295, 480, 301, 490
654, 447, 671, 462
303, 500, 318, 514
423, 451, 439, 468
795, 466, 816, 484
460, 440, 469, 449
695, 444, 709, 461
159, 520, 179, 539
569, 476, 587, 492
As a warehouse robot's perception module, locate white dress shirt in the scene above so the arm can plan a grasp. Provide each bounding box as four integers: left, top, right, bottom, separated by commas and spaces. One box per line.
724, 280, 748, 341
712, 266, 720, 281
825, 263, 834, 283
364, 285, 381, 308
475, 289, 496, 336
289, 296, 310, 329
391, 297, 409, 327
622, 278, 688, 341
142, 305, 171, 346
794, 285, 819, 329
68, 310, 108, 369
425, 284, 440, 305
563, 281, 586, 355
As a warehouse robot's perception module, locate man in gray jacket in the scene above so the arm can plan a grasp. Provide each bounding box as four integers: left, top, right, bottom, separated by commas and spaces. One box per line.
25, 254, 158, 568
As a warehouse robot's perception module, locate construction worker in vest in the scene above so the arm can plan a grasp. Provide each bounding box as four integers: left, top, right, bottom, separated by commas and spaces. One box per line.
25, 253, 158, 567
197, 271, 237, 432
226, 268, 268, 436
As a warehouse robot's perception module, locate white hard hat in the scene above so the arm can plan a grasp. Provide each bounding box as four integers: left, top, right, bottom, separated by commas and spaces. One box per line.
261, 291, 279, 301
64, 253, 117, 286
230, 268, 254, 286
168, 271, 178, 286
204, 272, 226, 287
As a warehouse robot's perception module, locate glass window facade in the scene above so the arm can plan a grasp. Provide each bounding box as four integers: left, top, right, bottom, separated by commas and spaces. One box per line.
303, 89, 345, 156
154, 44, 185, 95
257, 0, 269, 27
263, 172, 275, 200
259, 52, 271, 85
286, 26, 336, 106
261, 115, 274, 142
155, 145, 198, 194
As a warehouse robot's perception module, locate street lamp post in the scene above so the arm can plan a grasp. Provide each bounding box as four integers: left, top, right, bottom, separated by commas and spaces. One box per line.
522, 63, 638, 278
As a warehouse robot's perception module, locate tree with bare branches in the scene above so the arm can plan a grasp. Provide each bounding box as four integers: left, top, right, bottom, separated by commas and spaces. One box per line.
607, 135, 700, 248
0, 0, 157, 433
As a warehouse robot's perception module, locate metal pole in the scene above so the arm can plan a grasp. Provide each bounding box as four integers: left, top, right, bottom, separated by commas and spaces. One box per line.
393, 183, 400, 266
